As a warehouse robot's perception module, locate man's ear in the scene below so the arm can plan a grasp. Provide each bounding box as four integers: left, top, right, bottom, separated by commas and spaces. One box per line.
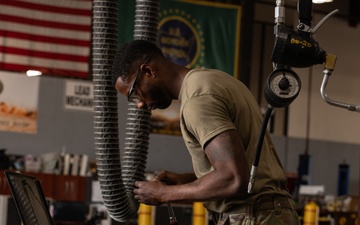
141, 64, 154, 77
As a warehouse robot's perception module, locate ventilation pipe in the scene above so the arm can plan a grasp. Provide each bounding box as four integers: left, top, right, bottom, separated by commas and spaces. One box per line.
92, 0, 160, 222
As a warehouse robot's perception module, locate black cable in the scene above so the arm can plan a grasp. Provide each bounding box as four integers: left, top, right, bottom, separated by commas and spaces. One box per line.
253, 105, 273, 167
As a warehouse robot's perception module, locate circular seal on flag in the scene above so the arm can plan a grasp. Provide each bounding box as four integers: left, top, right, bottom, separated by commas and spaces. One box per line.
158, 10, 204, 68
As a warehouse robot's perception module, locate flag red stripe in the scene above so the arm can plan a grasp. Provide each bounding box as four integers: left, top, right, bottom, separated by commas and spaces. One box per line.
0, 62, 89, 78
0, 46, 89, 62
0, 13, 90, 31
0, 0, 91, 78
0, 0, 91, 16
0, 30, 90, 47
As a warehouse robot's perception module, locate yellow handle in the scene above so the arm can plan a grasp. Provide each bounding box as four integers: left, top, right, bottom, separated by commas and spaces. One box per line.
138, 203, 153, 225
193, 202, 206, 225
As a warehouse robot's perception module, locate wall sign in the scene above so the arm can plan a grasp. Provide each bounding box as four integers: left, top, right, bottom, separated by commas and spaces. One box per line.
64, 80, 93, 112
0, 71, 39, 134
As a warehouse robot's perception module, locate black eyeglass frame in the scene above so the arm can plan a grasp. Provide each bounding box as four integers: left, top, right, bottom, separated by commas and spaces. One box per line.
127, 57, 148, 103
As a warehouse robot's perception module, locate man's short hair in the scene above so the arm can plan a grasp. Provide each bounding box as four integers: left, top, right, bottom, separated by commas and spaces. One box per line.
111, 40, 163, 86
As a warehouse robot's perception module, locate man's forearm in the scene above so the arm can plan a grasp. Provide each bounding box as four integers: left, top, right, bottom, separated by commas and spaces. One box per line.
163, 169, 243, 204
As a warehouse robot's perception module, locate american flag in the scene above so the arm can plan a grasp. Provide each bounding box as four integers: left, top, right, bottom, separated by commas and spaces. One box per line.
0, 0, 92, 79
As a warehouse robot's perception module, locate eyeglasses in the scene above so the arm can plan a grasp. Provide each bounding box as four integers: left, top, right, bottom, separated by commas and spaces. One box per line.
127, 57, 148, 103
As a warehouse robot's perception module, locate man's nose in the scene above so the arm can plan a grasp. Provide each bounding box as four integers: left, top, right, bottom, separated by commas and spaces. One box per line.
136, 101, 146, 109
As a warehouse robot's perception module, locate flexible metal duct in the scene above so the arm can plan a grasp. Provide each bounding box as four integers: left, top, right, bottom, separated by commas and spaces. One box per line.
92, 0, 160, 222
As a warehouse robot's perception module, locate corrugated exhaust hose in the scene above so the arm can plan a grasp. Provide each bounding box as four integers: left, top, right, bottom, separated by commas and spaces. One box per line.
92, 0, 160, 222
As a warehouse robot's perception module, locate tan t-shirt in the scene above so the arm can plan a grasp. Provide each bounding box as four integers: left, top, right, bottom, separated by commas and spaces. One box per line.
178, 67, 290, 213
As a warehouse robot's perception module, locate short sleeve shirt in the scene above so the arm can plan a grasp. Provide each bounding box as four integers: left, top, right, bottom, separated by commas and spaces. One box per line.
178, 68, 290, 213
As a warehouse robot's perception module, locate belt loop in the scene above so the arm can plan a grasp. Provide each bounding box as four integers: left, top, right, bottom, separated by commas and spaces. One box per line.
274, 196, 282, 215
210, 212, 220, 225
217, 213, 229, 225
245, 204, 255, 225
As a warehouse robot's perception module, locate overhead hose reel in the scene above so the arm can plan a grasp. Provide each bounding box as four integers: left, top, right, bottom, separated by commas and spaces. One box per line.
248, 0, 340, 193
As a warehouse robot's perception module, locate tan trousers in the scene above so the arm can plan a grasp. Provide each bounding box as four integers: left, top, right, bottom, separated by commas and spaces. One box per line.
211, 196, 301, 225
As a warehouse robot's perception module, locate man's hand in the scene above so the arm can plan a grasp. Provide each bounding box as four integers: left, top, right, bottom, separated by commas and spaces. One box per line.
133, 171, 197, 205
133, 179, 167, 206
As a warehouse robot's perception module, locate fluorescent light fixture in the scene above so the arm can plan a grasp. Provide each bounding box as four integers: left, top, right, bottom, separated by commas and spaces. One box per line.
26, 70, 42, 77
312, 0, 333, 4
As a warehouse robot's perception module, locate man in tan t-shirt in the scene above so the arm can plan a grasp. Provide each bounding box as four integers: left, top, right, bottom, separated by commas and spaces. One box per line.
112, 40, 300, 225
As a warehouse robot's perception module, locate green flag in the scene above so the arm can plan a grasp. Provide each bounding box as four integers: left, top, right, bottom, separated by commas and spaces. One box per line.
118, 0, 241, 77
